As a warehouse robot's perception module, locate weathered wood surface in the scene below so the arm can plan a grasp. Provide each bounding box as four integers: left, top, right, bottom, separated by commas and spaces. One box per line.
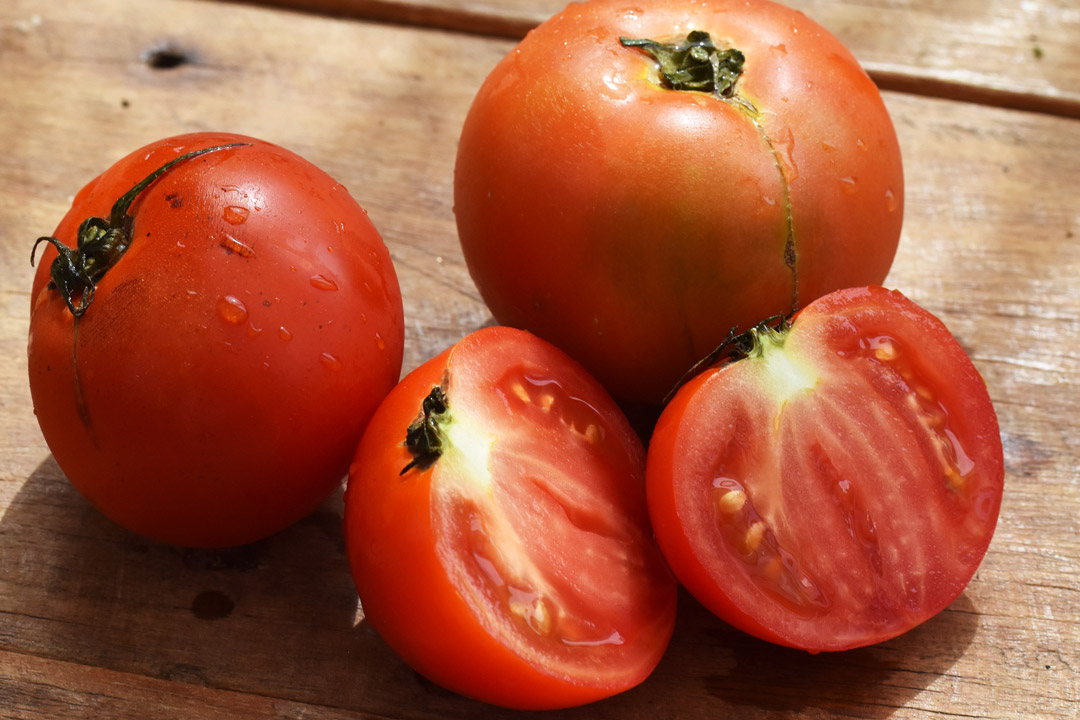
1, 0, 1077, 718
242, 0, 1080, 118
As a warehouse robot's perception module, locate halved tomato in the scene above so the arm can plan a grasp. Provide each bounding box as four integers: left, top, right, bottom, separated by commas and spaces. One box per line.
646, 287, 1004, 651
344, 326, 677, 709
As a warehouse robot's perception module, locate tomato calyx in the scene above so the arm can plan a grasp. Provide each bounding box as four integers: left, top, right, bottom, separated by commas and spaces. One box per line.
401, 382, 450, 474
30, 143, 247, 318
665, 314, 792, 404
620, 31, 745, 98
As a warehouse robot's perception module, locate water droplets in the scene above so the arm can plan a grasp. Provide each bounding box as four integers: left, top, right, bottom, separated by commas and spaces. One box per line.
278, 326, 293, 342
885, 187, 899, 213
216, 295, 248, 325
223, 206, 249, 225
374, 333, 386, 351
309, 274, 338, 291
219, 233, 255, 258
839, 176, 858, 195
320, 352, 343, 372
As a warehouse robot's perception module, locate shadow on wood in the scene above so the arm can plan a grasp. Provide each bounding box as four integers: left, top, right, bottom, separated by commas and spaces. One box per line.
0, 456, 981, 719
0, 457, 409, 712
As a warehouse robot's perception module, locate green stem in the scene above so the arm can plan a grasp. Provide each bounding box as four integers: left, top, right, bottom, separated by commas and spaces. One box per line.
31, 143, 248, 317
620, 30, 745, 98
401, 384, 451, 475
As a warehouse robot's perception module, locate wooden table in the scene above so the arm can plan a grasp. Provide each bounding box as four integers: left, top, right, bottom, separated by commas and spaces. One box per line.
1, 0, 1077, 717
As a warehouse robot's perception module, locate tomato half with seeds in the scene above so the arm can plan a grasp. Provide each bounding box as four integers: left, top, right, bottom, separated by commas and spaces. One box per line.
646, 287, 1004, 651
344, 326, 677, 709
455, 0, 903, 403
28, 133, 404, 548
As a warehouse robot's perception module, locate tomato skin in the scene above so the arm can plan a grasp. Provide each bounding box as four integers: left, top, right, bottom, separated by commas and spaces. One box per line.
344, 326, 677, 709
28, 133, 404, 548
455, 0, 903, 403
646, 287, 1003, 651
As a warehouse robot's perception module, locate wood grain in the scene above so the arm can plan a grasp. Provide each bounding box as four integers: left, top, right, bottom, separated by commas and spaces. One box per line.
226, 0, 1080, 118
1, 0, 1078, 718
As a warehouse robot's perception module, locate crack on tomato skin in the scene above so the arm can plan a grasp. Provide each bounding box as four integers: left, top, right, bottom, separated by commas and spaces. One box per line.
725, 95, 799, 314
70, 318, 98, 447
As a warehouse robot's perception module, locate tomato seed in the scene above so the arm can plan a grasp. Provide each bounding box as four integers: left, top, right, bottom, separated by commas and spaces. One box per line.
873, 340, 897, 362
745, 522, 766, 553
510, 381, 531, 404
717, 489, 747, 515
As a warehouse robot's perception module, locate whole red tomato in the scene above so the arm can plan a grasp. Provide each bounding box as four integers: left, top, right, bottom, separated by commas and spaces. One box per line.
28, 133, 404, 548
455, 0, 903, 403
344, 326, 677, 709
646, 287, 1003, 651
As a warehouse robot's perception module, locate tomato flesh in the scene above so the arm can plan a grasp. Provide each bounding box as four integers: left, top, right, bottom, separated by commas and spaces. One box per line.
646, 287, 1003, 651
345, 327, 676, 709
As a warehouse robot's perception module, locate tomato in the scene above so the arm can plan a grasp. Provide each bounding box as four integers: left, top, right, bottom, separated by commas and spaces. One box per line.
344, 326, 677, 709
455, 0, 903, 403
28, 132, 404, 548
645, 287, 1003, 652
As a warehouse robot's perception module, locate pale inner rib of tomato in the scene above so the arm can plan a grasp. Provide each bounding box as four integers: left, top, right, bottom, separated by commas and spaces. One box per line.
429, 361, 667, 681
684, 327, 999, 648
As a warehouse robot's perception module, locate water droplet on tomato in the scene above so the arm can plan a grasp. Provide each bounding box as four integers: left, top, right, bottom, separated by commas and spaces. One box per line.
310, 274, 338, 291
886, 187, 899, 212
375, 333, 386, 351
219, 233, 255, 258
246, 321, 262, 338
278, 326, 293, 341
856, 138, 868, 152
839, 176, 858, 195
223, 206, 249, 225
320, 352, 343, 371
216, 296, 248, 325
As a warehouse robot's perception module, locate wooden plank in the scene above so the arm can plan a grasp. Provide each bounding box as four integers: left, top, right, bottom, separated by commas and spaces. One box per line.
223, 0, 1080, 118
1, 0, 1078, 718
0, 650, 373, 720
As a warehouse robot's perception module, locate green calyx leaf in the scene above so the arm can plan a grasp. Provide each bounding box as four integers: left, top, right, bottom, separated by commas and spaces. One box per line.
401, 384, 451, 475
620, 30, 745, 97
